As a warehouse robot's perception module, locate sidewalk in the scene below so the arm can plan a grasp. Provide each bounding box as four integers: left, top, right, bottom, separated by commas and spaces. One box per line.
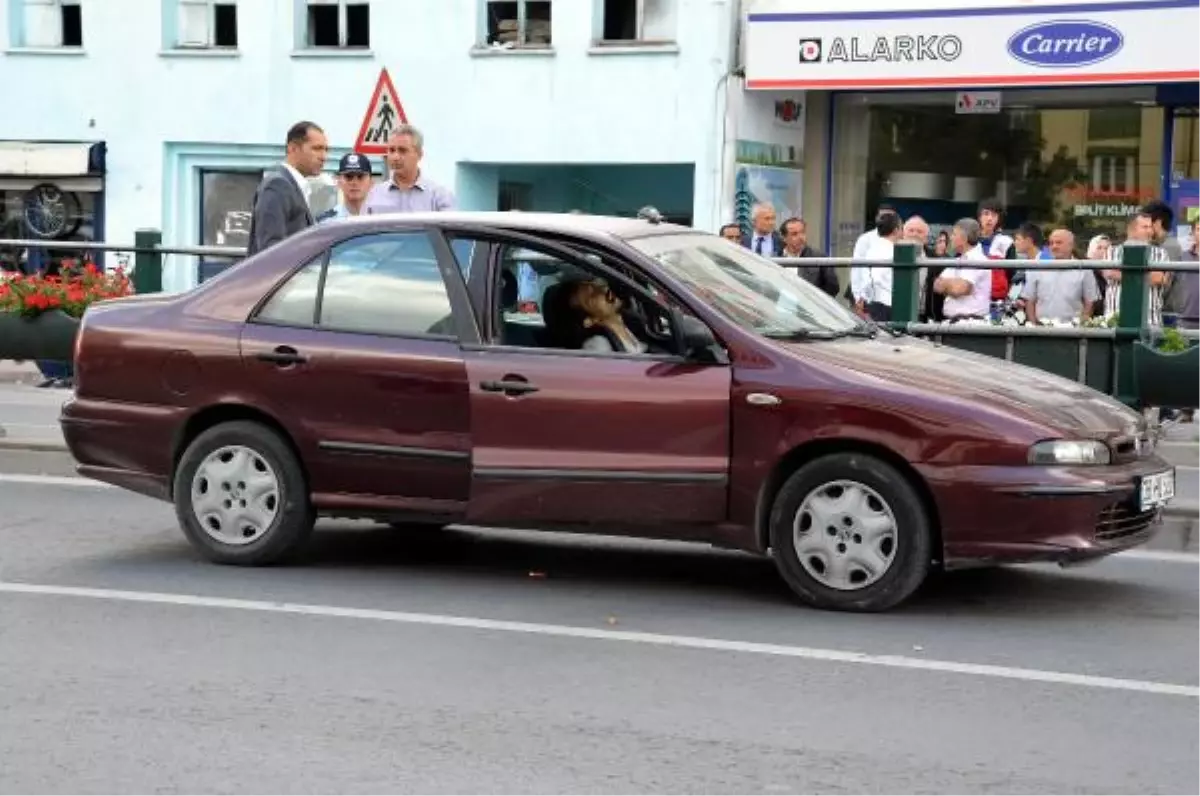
0, 364, 73, 450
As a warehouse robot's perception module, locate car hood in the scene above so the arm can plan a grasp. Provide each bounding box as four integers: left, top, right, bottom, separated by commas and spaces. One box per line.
779, 335, 1142, 437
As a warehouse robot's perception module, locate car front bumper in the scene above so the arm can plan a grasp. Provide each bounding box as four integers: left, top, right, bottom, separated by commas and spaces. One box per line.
915, 455, 1177, 568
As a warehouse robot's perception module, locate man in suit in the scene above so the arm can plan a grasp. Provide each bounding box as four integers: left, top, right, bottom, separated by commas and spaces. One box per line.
779, 216, 839, 297
741, 203, 783, 258
247, 121, 329, 256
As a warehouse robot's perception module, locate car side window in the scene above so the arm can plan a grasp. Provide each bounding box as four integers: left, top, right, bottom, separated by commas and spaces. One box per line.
448, 239, 476, 277
490, 241, 678, 356
257, 257, 322, 326
319, 232, 456, 337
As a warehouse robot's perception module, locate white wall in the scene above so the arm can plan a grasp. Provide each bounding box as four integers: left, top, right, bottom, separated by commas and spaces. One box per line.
0, 0, 738, 285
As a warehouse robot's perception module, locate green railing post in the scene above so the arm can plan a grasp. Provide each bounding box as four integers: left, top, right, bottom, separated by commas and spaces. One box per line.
133, 228, 163, 295
1114, 240, 1149, 406
891, 241, 919, 324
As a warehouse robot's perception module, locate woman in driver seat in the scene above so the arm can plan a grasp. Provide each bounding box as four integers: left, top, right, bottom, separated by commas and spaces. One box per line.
568, 279, 648, 354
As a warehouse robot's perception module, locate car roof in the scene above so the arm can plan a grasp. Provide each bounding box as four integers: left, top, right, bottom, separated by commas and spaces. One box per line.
321, 210, 696, 242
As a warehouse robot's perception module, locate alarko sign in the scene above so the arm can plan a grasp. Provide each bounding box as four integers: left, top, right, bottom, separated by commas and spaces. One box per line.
744, 0, 1200, 90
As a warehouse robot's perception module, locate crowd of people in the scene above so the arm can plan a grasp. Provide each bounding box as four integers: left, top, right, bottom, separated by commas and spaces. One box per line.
726, 197, 1199, 330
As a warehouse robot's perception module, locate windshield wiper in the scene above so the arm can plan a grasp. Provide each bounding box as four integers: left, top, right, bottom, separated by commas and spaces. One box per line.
763, 327, 876, 341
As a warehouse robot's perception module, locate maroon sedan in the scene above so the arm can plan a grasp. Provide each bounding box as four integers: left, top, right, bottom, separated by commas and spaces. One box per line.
61, 212, 1176, 611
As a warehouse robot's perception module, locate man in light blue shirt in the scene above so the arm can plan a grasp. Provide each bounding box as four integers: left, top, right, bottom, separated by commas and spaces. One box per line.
316, 152, 373, 222
363, 125, 455, 215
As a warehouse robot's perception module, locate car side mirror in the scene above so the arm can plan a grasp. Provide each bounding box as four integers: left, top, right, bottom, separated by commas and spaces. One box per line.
673, 310, 727, 364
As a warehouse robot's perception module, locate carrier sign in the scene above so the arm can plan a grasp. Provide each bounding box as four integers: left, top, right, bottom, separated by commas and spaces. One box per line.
1007, 20, 1123, 68
744, 0, 1200, 90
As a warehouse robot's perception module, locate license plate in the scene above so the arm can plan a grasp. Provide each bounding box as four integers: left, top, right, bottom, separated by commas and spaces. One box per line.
1139, 470, 1176, 511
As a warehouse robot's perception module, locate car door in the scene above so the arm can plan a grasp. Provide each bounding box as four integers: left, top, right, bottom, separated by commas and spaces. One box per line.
239, 227, 478, 518
449, 230, 733, 527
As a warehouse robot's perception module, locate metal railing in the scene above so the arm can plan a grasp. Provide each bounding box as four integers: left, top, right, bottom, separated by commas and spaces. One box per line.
4, 233, 1196, 404
0, 233, 244, 294
767, 243, 1198, 405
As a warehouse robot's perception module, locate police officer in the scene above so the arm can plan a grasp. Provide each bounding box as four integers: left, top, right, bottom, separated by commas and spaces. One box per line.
316, 152, 373, 222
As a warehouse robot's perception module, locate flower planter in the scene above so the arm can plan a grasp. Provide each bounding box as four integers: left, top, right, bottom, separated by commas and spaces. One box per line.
0, 310, 80, 362
1133, 341, 1200, 409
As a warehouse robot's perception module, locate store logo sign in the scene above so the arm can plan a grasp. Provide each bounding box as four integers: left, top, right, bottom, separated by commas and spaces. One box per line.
1007, 19, 1124, 68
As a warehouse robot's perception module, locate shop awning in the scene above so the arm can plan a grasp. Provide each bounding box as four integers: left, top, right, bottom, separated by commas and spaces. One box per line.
744, 0, 1200, 90
0, 142, 96, 177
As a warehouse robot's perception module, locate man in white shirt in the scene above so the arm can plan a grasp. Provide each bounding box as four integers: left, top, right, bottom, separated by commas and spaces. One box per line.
934, 218, 993, 320
852, 203, 897, 260
851, 211, 902, 322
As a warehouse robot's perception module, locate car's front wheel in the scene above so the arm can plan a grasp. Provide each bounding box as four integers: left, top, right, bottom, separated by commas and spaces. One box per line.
173, 421, 315, 565
768, 453, 933, 612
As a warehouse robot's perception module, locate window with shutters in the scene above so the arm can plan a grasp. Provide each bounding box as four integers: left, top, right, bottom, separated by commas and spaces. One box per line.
177, 0, 238, 49
17, 0, 83, 48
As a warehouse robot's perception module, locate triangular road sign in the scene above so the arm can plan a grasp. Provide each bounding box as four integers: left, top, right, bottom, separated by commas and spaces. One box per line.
354, 68, 408, 155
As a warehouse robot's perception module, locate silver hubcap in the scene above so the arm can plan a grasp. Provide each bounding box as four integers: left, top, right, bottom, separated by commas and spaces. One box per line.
793, 480, 898, 591
190, 445, 280, 545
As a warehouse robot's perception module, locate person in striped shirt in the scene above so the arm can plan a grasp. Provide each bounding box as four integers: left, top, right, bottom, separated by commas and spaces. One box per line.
1101, 212, 1170, 325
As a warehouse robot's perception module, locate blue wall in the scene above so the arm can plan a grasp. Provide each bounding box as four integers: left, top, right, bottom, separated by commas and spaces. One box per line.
457, 163, 695, 220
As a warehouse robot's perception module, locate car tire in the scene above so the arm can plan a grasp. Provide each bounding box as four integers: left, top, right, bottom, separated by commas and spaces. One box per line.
173, 421, 315, 566
768, 453, 932, 612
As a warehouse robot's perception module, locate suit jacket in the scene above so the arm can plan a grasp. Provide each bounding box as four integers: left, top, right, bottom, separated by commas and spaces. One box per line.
741, 231, 784, 258
246, 168, 315, 256
789, 244, 840, 297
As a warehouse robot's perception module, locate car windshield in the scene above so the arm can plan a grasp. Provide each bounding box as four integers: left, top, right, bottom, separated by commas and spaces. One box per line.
627, 232, 867, 337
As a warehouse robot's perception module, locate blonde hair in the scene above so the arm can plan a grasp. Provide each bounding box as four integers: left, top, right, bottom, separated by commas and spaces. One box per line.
1086, 234, 1111, 259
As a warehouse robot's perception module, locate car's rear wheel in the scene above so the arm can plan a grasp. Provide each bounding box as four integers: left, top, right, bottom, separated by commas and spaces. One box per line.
768, 453, 932, 612
173, 421, 314, 565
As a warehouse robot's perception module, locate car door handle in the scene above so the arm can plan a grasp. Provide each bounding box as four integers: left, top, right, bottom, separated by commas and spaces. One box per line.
255, 346, 307, 366
479, 378, 539, 396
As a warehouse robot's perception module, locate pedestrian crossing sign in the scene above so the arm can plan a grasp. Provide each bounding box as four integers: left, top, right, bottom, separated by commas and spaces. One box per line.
354, 68, 408, 155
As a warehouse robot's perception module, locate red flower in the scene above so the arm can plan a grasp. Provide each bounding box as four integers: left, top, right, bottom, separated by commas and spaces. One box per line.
0, 266, 134, 319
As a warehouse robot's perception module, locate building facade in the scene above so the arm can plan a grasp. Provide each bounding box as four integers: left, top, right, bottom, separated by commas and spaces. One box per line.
0, 0, 739, 290
737, 0, 1200, 254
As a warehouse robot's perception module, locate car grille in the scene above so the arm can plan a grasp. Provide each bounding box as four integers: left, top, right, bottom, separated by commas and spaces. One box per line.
1095, 502, 1159, 542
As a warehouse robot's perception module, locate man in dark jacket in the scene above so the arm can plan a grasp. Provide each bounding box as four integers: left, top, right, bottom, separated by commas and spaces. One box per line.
779, 216, 840, 297
246, 121, 329, 256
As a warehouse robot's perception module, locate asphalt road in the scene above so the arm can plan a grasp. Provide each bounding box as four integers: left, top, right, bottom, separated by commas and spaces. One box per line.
0, 449, 1197, 794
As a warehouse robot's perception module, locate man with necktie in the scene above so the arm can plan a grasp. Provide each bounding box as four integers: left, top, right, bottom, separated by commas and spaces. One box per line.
740, 203, 783, 258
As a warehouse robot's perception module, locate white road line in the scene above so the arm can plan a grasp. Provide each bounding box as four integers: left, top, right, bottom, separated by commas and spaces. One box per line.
1116, 549, 1200, 564
0, 473, 113, 488
0, 580, 1196, 699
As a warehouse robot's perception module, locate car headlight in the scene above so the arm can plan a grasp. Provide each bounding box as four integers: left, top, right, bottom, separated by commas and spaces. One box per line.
1028, 440, 1111, 466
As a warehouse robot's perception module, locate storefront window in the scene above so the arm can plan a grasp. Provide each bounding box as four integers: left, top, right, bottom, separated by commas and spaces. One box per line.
1169, 109, 1199, 243
196, 169, 339, 282
0, 179, 103, 274
829, 86, 1196, 253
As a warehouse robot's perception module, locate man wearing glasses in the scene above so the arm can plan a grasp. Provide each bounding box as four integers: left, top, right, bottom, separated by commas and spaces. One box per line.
316, 153, 374, 222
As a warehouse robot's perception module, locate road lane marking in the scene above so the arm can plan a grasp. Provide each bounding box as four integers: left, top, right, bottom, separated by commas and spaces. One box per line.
0, 580, 1196, 698
0, 473, 114, 488
1116, 549, 1200, 564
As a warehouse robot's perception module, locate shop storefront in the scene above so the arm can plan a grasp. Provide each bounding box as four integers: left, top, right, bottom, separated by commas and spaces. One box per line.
744, 0, 1200, 254
0, 141, 107, 273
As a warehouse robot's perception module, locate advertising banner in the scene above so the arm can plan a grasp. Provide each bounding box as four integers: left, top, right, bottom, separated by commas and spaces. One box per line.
745, 0, 1200, 90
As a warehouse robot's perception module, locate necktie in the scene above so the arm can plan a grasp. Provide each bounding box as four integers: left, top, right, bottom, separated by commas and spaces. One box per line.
755, 237, 765, 255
